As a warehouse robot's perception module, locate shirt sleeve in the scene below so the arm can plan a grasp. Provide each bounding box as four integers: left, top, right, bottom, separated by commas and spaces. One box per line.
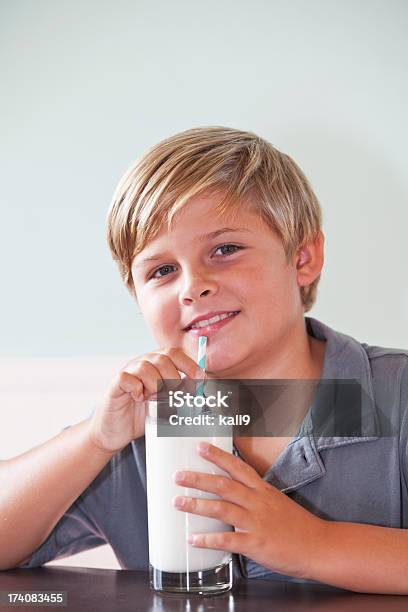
17, 493, 107, 568
18, 418, 107, 568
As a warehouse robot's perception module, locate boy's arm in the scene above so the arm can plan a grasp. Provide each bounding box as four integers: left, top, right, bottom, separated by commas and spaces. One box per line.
309, 364, 408, 595
308, 520, 408, 594
0, 419, 115, 570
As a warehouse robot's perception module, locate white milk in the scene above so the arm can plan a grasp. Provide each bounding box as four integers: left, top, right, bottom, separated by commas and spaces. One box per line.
145, 415, 233, 573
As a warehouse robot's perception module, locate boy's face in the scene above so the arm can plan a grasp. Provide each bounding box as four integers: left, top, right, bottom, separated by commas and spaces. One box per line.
132, 192, 313, 377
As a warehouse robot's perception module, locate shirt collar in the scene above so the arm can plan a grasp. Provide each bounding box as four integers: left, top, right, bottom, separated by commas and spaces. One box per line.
262, 316, 380, 493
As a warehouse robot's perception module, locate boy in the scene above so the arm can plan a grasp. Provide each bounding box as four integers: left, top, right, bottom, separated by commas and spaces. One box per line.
1, 126, 408, 595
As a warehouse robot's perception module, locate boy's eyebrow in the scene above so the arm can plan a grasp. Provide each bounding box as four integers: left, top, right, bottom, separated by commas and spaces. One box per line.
135, 227, 252, 267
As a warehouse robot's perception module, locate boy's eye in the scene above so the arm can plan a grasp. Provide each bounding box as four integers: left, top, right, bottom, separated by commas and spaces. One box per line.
214, 243, 242, 256
148, 244, 243, 280
150, 264, 176, 280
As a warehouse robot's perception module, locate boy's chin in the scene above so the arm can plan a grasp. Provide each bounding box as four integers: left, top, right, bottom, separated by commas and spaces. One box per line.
182, 337, 243, 375
203, 354, 241, 378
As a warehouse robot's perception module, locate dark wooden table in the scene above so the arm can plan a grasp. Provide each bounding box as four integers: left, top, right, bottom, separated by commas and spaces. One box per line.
0, 567, 407, 611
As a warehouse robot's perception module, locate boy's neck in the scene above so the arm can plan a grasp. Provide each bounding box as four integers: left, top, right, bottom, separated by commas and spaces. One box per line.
232, 326, 327, 475
259, 332, 326, 381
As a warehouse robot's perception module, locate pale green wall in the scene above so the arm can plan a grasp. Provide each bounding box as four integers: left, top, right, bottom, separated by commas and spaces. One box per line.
1, 0, 407, 356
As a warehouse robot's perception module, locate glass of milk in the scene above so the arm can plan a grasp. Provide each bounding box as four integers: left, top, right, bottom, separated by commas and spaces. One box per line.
145, 395, 234, 595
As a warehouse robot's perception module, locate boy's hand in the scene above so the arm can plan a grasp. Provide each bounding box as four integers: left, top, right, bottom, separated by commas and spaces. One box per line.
88, 348, 204, 454
172, 442, 325, 581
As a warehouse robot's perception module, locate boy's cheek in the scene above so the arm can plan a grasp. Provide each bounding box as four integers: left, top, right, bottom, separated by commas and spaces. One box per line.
148, 314, 184, 344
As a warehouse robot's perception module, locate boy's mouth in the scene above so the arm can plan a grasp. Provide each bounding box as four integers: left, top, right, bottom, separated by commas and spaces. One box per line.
183, 311, 240, 335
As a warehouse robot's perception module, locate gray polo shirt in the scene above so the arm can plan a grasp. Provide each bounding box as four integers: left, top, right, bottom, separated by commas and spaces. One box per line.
18, 317, 408, 584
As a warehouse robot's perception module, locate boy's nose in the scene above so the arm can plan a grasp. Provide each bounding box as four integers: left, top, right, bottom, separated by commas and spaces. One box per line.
179, 283, 216, 304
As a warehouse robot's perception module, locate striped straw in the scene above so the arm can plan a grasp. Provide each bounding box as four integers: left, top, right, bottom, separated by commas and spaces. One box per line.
196, 335, 207, 397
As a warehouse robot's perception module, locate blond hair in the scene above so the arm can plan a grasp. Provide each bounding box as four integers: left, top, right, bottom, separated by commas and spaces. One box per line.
107, 126, 323, 311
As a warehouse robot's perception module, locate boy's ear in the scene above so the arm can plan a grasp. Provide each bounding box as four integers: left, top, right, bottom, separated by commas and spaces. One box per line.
294, 231, 324, 287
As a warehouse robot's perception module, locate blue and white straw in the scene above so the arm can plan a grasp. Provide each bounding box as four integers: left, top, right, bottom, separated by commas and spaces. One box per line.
196, 335, 207, 397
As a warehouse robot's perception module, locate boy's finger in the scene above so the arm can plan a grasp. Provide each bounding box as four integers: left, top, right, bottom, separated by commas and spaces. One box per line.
144, 353, 184, 391
120, 360, 164, 399
110, 371, 144, 400
157, 347, 205, 379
